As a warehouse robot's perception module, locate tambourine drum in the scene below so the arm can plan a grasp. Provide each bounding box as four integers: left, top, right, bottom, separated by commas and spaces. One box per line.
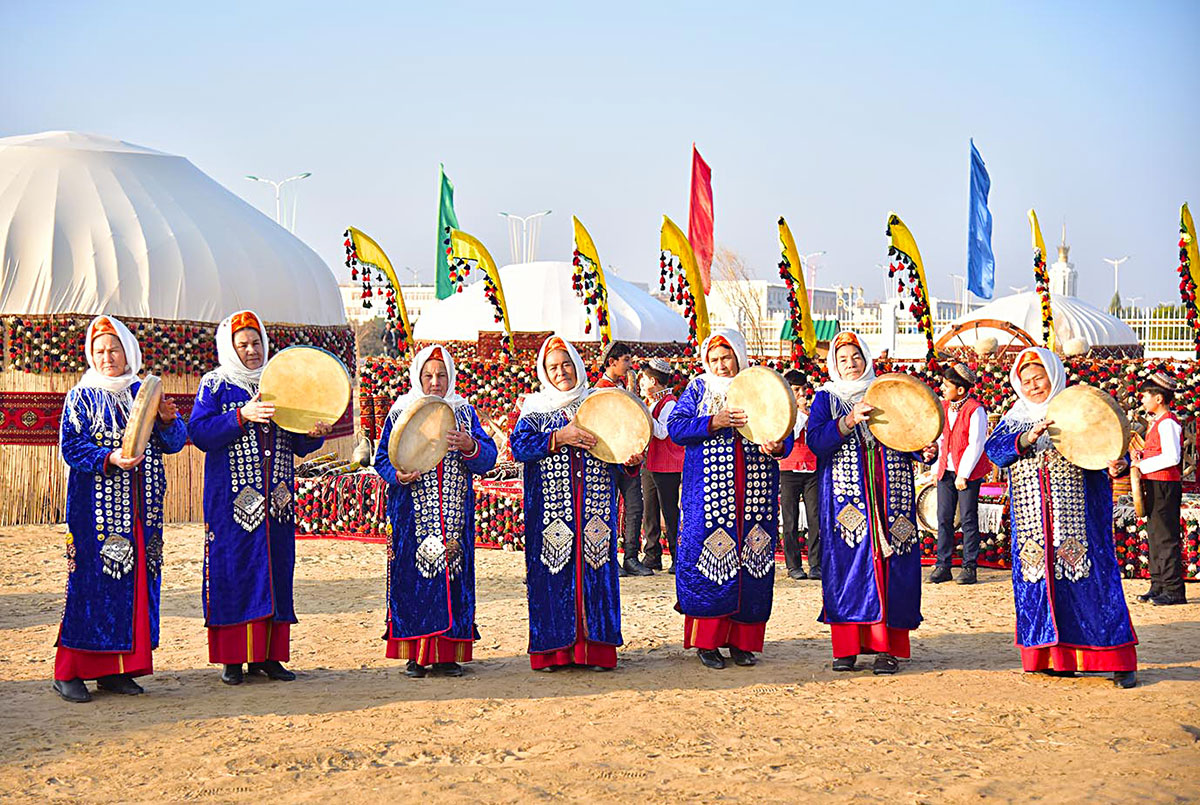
915, 482, 959, 532
1046, 384, 1130, 471
121, 375, 163, 459
574, 388, 653, 465
725, 366, 798, 445
387, 396, 456, 474
259, 346, 352, 435
863, 373, 944, 452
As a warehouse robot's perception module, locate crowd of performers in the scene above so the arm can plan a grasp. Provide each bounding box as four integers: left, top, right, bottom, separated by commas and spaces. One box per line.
54, 317, 1187, 702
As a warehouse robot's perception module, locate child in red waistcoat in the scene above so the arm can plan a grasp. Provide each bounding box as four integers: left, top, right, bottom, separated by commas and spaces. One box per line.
1134, 372, 1186, 606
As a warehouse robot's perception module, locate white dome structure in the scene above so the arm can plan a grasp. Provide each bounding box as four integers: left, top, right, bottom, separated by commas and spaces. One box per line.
0, 131, 345, 325
937, 291, 1138, 349
413, 261, 689, 343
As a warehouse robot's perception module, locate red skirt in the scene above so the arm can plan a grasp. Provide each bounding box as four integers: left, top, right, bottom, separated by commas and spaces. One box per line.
530, 640, 617, 670
207, 618, 290, 664
386, 619, 474, 665
830, 622, 911, 659
1020, 643, 1137, 673
683, 616, 767, 652
54, 520, 153, 682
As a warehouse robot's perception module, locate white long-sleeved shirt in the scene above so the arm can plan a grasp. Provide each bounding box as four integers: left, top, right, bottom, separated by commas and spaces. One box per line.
939, 404, 988, 480
1136, 416, 1182, 476
650, 398, 676, 441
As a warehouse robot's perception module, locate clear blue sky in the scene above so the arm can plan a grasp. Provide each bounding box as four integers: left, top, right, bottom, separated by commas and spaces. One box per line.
3, 0, 1198, 309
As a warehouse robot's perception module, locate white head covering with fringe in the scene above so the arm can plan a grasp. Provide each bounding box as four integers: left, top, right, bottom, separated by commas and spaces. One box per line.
387, 344, 469, 423
520, 335, 590, 416
1001, 346, 1066, 430
821, 330, 877, 406
698, 327, 748, 400
200, 310, 270, 396
67, 315, 143, 433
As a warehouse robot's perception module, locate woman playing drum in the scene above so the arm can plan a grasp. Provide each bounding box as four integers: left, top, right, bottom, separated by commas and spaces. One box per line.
189, 310, 332, 687
53, 316, 187, 703
667, 328, 791, 670
806, 332, 934, 675
984, 347, 1137, 688
510, 336, 643, 671
374, 345, 497, 678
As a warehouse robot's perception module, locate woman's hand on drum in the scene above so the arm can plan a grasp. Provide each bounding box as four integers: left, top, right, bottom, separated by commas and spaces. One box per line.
921, 443, 938, 463
555, 422, 597, 450
623, 448, 647, 467
107, 450, 145, 471
240, 393, 275, 424
395, 469, 422, 484
845, 401, 874, 427
1107, 458, 1128, 477
157, 396, 178, 424
306, 421, 333, 438
445, 428, 475, 454
760, 439, 786, 457
710, 407, 748, 431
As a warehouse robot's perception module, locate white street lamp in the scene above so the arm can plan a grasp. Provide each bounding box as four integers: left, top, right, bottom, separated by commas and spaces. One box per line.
1102, 255, 1130, 297
245, 172, 313, 231
498, 210, 552, 264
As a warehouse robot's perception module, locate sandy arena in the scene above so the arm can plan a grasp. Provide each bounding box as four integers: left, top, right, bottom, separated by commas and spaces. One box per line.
1, 524, 1197, 803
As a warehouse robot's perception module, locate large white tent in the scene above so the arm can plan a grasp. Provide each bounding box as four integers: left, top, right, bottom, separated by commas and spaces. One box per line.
937, 291, 1138, 349
0, 131, 345, 325
413, 261, 689, 343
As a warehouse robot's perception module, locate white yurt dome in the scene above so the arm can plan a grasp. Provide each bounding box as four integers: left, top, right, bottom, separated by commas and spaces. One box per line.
413, 261, 689, 343
937, 291, 1138, 348
0, 131, 345, 324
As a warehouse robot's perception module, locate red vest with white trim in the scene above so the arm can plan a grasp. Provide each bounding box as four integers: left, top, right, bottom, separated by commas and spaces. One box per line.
1141, 412, 1182, 482
646, 394, 685, 473
935, 396, 992, 481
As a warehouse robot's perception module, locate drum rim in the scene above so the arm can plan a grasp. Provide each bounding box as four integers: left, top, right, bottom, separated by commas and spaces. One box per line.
1046, 383, 1130, 470
387, 395, 456, 473
863, 372, 944, 451
575, 387, 652, 464
121, 374, 163, 458
726, 365, 798, 444
259, 345, 352, 434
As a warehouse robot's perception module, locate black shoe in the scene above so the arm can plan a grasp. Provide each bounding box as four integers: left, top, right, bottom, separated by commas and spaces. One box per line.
643, 557, 663, 571
1135, 588, 1160, 603
788, 568, 808, 581
872, 654, 899, 675
1113, 671, 1138, 689
433, 662, 464, 677
728, 647, 757, 667
668, 565, 676, 575
1150, 593, 1187, 606
404, 660, 427, 678
956, 566, 977, 585
249, 660, 296, 681
623, 557, 654, 576
927, 566, 953, 584
832, 655, 857, 672
697, 649, 726, 669
618, 565, 629, 577
97, 673, 143, 695
1036, 669, 1076, 678
53, 678, 91, 703
221, 664, 244, 685
807, 567, 821, 581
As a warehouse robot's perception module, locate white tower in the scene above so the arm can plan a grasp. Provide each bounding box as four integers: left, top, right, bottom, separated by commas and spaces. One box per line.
1049, 221, 1076, 297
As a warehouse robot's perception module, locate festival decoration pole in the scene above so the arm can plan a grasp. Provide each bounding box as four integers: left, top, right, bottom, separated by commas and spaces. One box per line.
1026, 209, 1056, 351
885, 212, 936, 362
570, 216, 613, 345
659, 215, 711, 348
343, 226, 414, 358
447, 230, 515, 356
1177, 202, 1200, 358
777, 217, 818, 359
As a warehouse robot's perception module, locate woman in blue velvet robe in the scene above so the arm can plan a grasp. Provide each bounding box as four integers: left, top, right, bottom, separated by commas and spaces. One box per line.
189, 310, 329, 686
511, 335, 641, 671
807, 332, 935, 675
54, 316, 187, 703
668, 328, 792, 670
374, 345, 497, 678
984, 347, 1138, 689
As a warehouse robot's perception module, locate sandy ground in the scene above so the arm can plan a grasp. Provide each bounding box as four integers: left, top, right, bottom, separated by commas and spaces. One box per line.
0, 524, 1198, 803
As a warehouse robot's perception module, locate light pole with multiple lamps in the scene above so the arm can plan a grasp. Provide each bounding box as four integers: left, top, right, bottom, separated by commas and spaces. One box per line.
245, 172, 312, 232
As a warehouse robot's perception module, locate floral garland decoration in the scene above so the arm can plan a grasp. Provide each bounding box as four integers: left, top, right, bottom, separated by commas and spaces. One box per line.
344, 227, 415, 356
1177, 203, 1200, 358
1027, 209, 1055, 348
885, 213, 936, 363
571, 217, 612, 343
659, 215, 710, 350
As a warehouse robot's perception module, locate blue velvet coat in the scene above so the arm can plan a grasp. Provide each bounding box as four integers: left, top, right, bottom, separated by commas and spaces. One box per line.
58, 383, 188, 652
511, 399, 627, 653
985, 418, 1136, 651
807, 390, 924, 630
189, 377, 323, 627
374, 404, 497, 642
667, 377, 792, 623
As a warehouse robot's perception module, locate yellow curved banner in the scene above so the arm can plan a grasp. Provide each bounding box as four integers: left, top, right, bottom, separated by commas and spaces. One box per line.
448, 229, 513, 342
778, 216, 817, 357
660, 215, 710, 344
1027, 209, 1056, 351
571, 216, 612, 345
1182, 203, 1200, 293
346, 226, 413, 356
885, 212, 936, 357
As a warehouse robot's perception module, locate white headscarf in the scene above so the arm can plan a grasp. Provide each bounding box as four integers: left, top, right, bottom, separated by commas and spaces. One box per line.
520, 335, 590, 416
698, 327, 749, 399
67, 315, 143, 432
387, 344, 469, 422
821, 330, 877, 405
1002, 346, 1066, 427
201, 310, 270, 396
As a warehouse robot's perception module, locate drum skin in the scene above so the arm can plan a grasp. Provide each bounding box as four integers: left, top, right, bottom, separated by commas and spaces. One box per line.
388, 396, 456, 474
259, 346, 352, 435
863, 373, 944, 452
574, 388, 652, 465
121, 375, 163, 459
1046, 384, 1130, 471
725, 366, 797, 445
915, 483, 959, 532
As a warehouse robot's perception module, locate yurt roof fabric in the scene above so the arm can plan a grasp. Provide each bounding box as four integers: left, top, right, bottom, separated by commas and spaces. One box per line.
938, 291, 1138, 347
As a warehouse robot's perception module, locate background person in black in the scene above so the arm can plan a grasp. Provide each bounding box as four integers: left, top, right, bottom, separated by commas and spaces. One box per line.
778, 370, 821, 580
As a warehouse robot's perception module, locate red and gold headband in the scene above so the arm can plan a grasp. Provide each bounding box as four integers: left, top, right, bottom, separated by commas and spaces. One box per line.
230, 310, 261, 335
831, 332, 861, 352
545, 336, 569, 355
706, 334, 732, 357
427, 346, 445, 363
1015, 351, 1044, 374
90, 316, 117, 346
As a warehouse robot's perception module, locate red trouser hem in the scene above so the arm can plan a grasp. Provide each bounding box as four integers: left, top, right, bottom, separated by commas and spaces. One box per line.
683, 616, 767, 652
530, 641, 617, 669
829, 623, 911, 659
207, 618, 291, 664
387, 635, 474, 664
1021, 643, 1137, 673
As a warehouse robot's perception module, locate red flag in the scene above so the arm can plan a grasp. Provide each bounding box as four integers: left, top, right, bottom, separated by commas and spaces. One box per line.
688, 145, 714, 294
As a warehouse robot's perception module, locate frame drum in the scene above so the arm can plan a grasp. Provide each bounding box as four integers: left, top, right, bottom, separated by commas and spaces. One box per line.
915, 482, 960, 532
1046, 384, 1130, 471
863, 373, 944, 452
387, 396, 456, 475
574, 388, 653, 465
121, 375, 163, 459
259, 346, 352, 435
725, 366, 798, 445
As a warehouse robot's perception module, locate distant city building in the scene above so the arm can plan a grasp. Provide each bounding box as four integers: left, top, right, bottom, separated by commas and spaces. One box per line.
340, 283, 438, 325
1049, 229, 1077, 297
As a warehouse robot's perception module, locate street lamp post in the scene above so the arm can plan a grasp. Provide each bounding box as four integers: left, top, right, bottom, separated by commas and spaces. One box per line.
245, 172, 313, 231
1102, 255, 1130, 297
498, 211, 552, 264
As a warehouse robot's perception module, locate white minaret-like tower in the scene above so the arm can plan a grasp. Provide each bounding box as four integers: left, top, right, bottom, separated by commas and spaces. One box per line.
1049, 221, 1077, 297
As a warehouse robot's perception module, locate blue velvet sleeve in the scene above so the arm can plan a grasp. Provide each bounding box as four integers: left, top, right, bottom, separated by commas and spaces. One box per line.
667, 380, 714, 446
374, 417, 400, 486
188, 385, 244, 453
805, 391, 849, 459
511, 414, 553, 463
463, 407, 499, 476
984, 419, 1025, 469
152, 415, 188, 455
292, 432, 325, 457
59, 390, 111, 474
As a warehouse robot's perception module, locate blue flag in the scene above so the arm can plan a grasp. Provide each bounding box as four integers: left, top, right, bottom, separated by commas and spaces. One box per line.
967, 139, 995, 299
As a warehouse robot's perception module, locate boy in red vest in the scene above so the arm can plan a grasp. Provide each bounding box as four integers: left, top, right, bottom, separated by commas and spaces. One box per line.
1135, 372, 1186, 606
779, 369, 821, 580
928, 363, 991, 585
639, 357, 685, 573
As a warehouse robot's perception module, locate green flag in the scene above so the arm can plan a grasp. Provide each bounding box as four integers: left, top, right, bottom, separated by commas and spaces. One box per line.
436, 165, 460, 299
